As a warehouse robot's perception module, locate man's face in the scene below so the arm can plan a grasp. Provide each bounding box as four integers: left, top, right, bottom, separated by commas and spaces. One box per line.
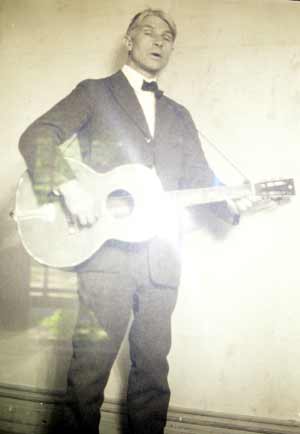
125, 15, 175, 78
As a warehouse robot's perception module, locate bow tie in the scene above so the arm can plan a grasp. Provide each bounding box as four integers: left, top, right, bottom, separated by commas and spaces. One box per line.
141, 80, 163, 99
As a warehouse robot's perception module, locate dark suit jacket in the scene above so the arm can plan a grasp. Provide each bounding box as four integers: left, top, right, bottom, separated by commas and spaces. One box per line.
19, 70, 236, 287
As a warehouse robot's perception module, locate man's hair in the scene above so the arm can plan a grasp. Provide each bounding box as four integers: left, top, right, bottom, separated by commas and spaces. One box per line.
126, 8, 177, 40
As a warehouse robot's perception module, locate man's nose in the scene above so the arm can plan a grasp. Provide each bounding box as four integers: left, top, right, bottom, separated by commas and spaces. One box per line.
154, 37, 163, 47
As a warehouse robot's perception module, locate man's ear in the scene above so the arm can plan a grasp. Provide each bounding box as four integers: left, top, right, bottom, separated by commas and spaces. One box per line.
123, 34, 133, 52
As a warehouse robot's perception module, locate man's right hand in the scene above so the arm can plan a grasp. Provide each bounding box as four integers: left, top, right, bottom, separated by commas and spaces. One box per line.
57, 179, 99, 226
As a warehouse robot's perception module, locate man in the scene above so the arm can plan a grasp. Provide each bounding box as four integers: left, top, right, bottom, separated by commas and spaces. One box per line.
19, 8, 246, 434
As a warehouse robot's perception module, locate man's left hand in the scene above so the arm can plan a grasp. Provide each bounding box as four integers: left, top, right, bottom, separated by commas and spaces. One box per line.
226, 197, 256, 222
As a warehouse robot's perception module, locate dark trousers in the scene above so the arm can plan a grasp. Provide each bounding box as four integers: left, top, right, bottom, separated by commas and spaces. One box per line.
62, 243, 178, 434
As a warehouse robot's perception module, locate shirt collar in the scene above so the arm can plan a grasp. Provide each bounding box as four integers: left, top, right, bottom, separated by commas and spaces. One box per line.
122, 64, 157, 92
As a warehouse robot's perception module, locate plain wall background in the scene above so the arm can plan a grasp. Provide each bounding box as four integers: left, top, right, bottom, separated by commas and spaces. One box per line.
1, 0, 300, 422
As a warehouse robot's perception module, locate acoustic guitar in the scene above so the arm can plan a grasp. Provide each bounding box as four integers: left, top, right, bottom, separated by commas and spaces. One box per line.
12, 158, 295, 268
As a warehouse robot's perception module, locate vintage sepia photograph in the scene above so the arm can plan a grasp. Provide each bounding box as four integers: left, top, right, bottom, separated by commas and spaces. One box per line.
0, 1, 299, 433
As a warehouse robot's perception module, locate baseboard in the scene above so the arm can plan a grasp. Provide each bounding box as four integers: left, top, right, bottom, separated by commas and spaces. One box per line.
0, 383, 299, 434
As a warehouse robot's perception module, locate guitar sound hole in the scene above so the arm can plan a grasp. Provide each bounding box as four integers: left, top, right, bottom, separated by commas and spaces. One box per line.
106, 189, 134, 218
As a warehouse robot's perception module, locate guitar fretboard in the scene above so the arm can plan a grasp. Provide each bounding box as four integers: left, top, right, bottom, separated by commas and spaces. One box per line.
168, 183, 253, 208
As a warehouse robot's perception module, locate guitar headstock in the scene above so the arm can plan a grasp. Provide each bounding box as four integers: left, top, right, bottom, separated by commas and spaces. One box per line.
254, 178, 296, 200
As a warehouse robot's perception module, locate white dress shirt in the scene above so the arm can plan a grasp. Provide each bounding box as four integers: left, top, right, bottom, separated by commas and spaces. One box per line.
122, 64, 157, 137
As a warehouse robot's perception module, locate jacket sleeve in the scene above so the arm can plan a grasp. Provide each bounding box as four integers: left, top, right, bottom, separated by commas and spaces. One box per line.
178, 106, 240, 225
19, 80, 93, 203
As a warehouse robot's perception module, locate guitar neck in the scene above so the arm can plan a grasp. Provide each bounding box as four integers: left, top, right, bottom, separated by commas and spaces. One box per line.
168, 183, 253, 208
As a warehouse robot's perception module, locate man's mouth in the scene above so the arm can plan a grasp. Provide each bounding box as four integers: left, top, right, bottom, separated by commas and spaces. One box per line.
150, 52, 162, 59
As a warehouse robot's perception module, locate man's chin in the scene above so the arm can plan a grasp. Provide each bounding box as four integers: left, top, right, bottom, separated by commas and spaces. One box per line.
129, 59, 166, 77
144, 62, 165, 75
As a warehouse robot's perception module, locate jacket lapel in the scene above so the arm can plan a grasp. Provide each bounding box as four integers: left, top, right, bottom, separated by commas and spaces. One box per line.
108, 71, 151, 139
154, 95, 172, 141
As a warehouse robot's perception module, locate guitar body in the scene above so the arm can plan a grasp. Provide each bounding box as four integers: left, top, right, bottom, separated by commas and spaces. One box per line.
15, 160, 165, 268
